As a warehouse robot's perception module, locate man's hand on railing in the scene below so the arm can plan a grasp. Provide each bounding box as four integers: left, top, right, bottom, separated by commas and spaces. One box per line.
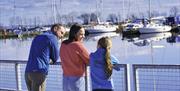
49, 60, 54, 64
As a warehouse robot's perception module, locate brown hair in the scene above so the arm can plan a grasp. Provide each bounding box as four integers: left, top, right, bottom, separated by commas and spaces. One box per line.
98, 37, 113, 79
63, 24, 83, 44
51, 23, 63, 31
51, 23, 63, 35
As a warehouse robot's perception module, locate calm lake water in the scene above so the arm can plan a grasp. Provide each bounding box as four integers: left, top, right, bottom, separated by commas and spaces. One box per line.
0, 32, 180, 65
0, 32, 180, 91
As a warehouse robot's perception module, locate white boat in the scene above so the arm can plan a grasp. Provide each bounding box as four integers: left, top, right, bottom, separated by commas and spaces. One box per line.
138, 0, 172, 34
123, 19, 146, 31
138, 23, 172, 34
84, 0, 118, 34
85, 24, 118, 34
124, 23, 143, 31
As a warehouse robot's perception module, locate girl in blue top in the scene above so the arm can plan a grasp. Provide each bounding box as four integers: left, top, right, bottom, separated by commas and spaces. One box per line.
90, 37, 120, 91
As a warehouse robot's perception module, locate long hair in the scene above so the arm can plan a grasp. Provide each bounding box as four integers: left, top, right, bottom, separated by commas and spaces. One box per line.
98, 37, 113, 79
63, 24, 83, 44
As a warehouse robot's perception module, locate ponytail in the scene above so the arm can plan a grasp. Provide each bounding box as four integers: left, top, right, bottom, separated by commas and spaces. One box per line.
98, 37, 113, 79
105, 47, 113, 79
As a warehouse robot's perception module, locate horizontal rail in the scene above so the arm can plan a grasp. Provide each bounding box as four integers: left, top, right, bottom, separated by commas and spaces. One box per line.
133, 64, 180, 91
0, 60, 128, 91
133, 64, 180, 69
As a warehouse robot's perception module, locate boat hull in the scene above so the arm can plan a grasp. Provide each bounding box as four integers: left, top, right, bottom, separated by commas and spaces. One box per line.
139, 25, 171, 34
85, 25, 117, 34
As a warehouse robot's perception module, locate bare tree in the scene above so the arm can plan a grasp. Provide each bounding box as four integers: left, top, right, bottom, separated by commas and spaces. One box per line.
90, 13, 98, 23
107, 13, 118, 24
139, 12, 145, 19
78, 13, 91, 25
170, 6, 179, 17
9, 17, 15, 27
151, 11, 159, 18
117, 13, 121, 23
129, 13, 138, 20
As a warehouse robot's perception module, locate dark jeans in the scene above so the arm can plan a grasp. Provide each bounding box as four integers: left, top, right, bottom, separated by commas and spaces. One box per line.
93, 89, 113, 91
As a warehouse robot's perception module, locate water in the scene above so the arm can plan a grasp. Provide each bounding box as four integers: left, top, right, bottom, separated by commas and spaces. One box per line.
1, 32, 179, 64
0, 32, 180, 91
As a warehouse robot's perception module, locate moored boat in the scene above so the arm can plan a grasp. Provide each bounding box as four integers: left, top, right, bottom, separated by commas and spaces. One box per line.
138, 23, 172, 34
85, 24, 118, 34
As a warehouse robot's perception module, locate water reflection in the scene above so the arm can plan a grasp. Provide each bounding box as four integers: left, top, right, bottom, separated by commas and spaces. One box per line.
85, 32, 120, 41
167, 33, 180, 43
123, 32, 180, 47
135, 32, 172, 46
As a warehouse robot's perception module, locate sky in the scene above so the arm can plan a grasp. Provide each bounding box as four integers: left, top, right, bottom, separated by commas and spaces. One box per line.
0, 0, 180, 26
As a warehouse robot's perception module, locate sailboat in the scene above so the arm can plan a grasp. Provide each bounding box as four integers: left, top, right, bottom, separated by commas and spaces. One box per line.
85, 22, 118, 34
138, 0, 172, 34
138, 23, 172, 33
85, 0, 118, 34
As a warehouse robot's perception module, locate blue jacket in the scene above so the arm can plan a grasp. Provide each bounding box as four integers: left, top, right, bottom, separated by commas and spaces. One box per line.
25, 31, 59, 75
90, 48, 120, 90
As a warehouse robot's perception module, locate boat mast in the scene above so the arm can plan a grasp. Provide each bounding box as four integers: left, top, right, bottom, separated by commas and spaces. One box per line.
100, 0, 103, 23
149, 0, 151, 20
123, 0, 125, 22
51, 0, 57, 24
0, 8, 1, 26
13, 0, 16, 27
58, 0, 62, 23
96, 0, 100, 24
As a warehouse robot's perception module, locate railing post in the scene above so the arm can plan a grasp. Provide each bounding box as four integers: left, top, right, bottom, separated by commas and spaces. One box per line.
85, 65, 89, 91
124, 64, 128, 91
127, 64, 135, 91
15, 63, 22, 91
133, 65, 138, 91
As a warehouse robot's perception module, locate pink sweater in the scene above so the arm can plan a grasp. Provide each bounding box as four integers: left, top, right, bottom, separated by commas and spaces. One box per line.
60, 41, 89, 76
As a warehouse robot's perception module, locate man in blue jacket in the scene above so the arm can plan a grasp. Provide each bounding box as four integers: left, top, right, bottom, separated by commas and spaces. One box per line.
25, 24, 65, 91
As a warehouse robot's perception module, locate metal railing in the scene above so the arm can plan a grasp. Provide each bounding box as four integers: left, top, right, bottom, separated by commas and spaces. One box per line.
1, 60, 180, 91
133, 64, 180, 91
0, 60, 127, 91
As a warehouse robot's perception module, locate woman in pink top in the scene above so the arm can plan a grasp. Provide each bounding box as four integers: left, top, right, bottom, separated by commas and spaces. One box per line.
60, 24, 89, 91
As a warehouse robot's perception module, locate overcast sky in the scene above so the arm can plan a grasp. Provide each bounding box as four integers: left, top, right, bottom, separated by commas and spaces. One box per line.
0, 0, 180, 26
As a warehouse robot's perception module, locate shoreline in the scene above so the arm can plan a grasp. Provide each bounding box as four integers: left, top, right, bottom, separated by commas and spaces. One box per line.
0, 31, 41, 39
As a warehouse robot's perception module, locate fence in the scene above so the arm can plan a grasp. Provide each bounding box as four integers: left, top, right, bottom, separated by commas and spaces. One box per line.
0, 60, 127, 91
0, 60, 180, 91
133, 64, 180, 91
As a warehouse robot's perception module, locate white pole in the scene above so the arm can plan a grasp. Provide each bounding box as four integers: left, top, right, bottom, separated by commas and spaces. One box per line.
15, 63, 22, 91
127, 64, 135, 91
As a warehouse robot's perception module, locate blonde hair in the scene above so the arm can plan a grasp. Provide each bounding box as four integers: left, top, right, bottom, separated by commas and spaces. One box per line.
98, 37, 112, 79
